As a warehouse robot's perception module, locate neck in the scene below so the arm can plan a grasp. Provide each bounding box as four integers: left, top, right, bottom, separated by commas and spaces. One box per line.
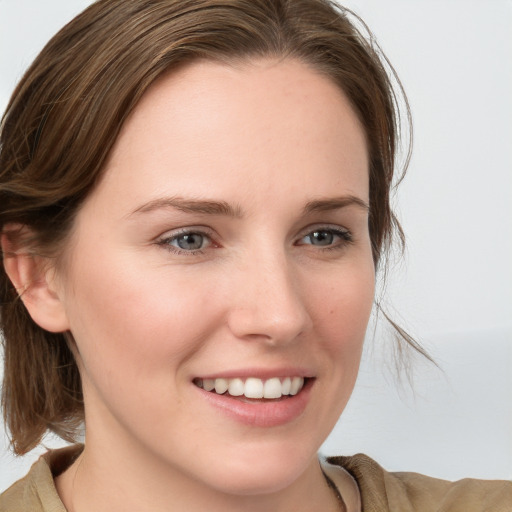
55, 441, 343, 512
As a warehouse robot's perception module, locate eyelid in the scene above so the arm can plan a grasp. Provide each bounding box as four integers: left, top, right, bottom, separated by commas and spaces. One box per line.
294, 224, 354, 251
155, 226, 218, 254
153, 223, 352, 255
155, 225, 215, 241
295, 223, 352, 241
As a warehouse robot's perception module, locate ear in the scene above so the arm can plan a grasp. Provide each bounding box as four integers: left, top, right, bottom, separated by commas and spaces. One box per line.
1, 225, 70, 333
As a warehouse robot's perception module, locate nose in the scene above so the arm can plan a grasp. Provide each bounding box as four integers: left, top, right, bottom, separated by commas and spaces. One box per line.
226, 249, 312, 345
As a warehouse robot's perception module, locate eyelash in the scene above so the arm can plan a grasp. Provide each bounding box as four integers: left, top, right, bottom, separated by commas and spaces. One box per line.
156, 228, 215, 256
296, 226, 353, 250
156, 225, 353, 256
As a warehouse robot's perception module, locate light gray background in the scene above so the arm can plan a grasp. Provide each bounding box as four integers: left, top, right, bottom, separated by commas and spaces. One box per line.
1, 0, 511, 492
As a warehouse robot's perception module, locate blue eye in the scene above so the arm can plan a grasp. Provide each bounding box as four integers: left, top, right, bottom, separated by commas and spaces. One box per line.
306, 230, 335, 246
173, 233, 207, 250
299, 228, 352, 247
159, 231, 212, 253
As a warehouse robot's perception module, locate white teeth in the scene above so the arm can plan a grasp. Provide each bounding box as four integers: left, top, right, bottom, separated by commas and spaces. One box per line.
281, 377, 291, 395
214, 378, 228, 394
197, 376, 305, 399
290, 376, 303, 396
263, 377, 282, 399
203, 379, 215, 392
244, 378, 264, 398
228, 378, 244, 396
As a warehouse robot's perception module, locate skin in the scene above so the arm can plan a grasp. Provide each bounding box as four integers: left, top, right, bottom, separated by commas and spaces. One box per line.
8, 58, 374, 511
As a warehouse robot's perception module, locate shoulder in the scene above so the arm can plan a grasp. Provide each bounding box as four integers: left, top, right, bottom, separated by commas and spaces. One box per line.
0, 446, 81, 512
326, 453, 512, 512
0, 457, 56, 512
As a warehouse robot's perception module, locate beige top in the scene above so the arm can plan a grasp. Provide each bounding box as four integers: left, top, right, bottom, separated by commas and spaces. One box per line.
1, 445, 511, 511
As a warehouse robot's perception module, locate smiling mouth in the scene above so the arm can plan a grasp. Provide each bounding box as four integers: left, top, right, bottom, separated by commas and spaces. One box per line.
193, 376, 306, 400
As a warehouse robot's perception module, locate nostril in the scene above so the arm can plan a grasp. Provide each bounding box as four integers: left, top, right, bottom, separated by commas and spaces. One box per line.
227, 304, 310, 345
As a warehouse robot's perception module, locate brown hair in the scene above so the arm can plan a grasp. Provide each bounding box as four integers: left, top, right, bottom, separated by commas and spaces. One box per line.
0, 0, 420, 455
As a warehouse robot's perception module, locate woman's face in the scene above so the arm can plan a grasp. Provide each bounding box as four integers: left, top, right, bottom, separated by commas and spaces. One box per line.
55, 58, 374, 494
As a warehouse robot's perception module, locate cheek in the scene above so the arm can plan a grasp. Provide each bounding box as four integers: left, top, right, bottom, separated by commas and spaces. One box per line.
312, 261, 375, 348
60, 248, 219, 391
307, 258, 375, 407
295, 259, 374, 440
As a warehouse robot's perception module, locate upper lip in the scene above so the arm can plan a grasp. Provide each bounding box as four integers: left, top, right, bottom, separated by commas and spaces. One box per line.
195, 367, 314, 380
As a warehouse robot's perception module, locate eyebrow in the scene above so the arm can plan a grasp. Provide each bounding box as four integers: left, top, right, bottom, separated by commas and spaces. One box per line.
130, 197, 243, 218
303, 195, 369, 214
129, 194, 369, 218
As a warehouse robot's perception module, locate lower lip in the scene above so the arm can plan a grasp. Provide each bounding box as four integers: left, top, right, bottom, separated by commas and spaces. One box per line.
196, 379, 313, 427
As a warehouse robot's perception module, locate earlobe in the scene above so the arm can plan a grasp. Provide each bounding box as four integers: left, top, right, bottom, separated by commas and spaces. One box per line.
1, 227, 70, 333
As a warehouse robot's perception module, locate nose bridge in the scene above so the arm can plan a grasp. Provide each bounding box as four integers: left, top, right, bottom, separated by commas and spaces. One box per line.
227, 243, 310, 343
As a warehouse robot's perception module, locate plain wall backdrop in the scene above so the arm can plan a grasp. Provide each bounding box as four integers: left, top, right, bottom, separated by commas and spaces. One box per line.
1, 0, 511, 492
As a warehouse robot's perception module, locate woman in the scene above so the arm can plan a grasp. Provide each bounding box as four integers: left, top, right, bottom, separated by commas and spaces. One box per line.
0, 1, 510, 511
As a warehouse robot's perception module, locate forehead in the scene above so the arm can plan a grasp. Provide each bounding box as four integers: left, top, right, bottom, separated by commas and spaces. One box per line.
90, 57, 369, 213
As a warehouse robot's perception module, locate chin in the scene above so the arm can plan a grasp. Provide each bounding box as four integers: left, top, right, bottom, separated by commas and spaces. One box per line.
208, 458, 314, 496
178, 434, 322, 497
